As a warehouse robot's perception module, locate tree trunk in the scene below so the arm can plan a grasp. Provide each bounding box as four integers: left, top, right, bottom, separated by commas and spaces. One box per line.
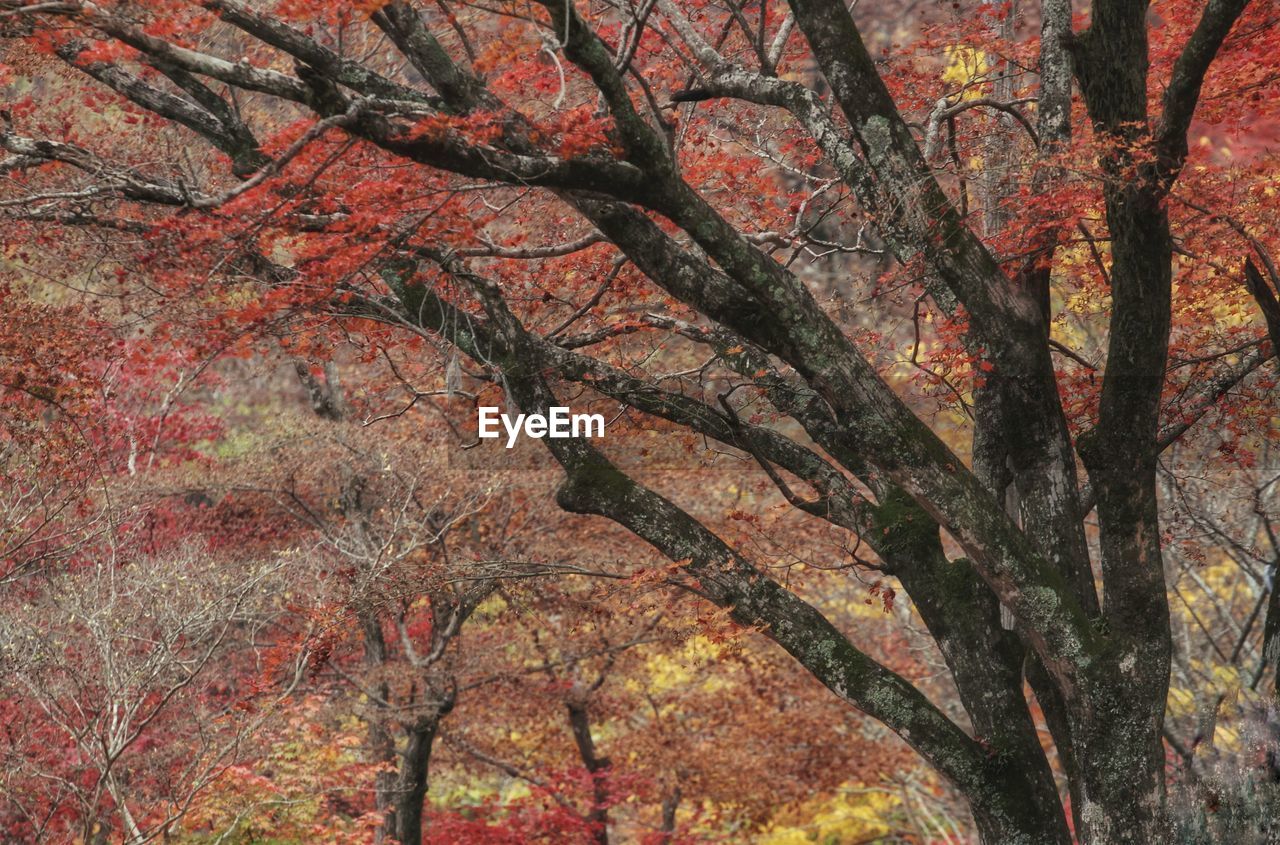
874, 490, 1071, 844
658, 784, 681, 843
392, 708, 447, 845
359, 611, 399, 845
567, 697, 610, 845
1069, 687, 1168, 843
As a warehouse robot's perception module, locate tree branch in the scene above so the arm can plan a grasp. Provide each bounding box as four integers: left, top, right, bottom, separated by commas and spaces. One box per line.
1155, 0, 1253, 186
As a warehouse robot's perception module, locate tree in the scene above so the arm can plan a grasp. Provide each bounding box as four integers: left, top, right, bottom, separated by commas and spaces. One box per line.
268, 372, 506, 845
0, 544, 297, 843
1, 0, 1277, 841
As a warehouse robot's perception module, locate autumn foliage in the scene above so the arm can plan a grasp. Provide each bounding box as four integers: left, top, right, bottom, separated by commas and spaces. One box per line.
0, 0, 1278, 842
